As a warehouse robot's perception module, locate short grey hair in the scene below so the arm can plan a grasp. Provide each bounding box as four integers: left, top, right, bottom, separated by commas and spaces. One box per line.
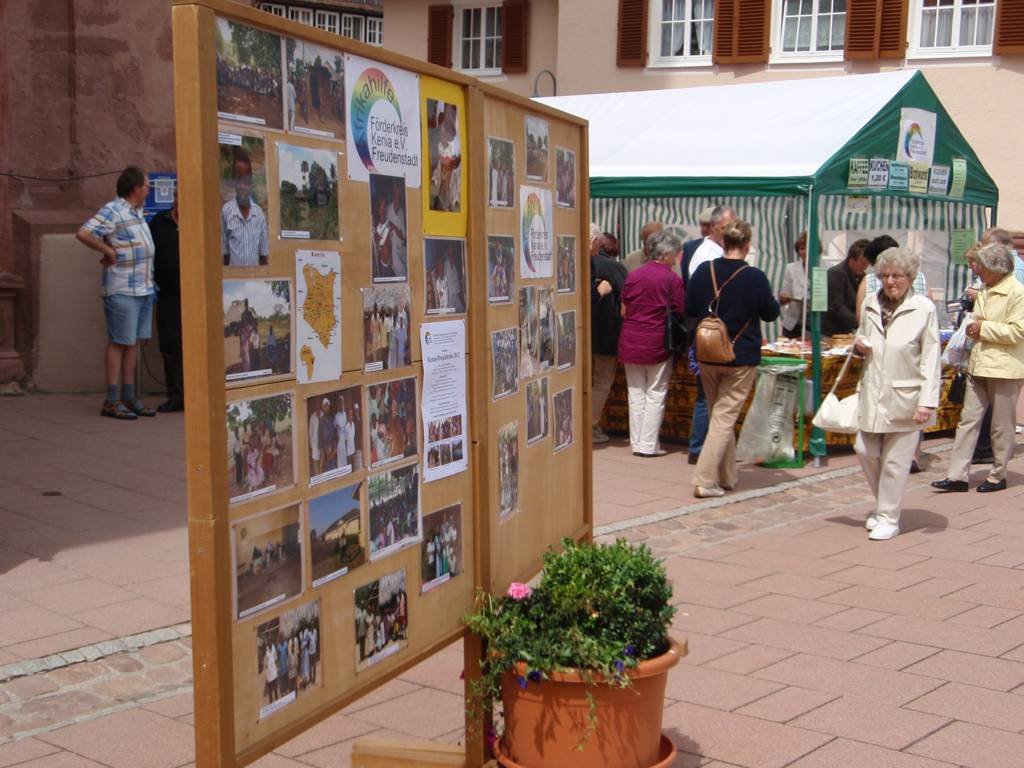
875, 247, 920, 283
976, 243, 1015, 275
983, 227, 1013, 247
645, 230, 683, 264
710, 205, 736, 226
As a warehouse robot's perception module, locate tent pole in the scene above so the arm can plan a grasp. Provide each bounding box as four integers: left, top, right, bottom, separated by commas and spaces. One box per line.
807, 186, 826, 464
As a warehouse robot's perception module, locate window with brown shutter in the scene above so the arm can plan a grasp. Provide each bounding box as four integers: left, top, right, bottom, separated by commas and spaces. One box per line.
995, 0, 1024, 54
427, 5, 454, 68
845, 0, 908, 60
502, 0, 529, 73
713, 0, 770, 65
617, 0, 648, 66
878, 0, 909, 58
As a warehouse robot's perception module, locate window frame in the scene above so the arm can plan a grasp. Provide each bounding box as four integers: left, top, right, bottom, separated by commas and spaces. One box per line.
288, 6, 314, 26
647, 0, 715, 68
315, 9, 340, 35
452, 1, 504, 77
907, 0, 995, 58
341, 13, 366, 41
366, 16, 384, 46
260, 3, 286, 18
769, 0, 847, 63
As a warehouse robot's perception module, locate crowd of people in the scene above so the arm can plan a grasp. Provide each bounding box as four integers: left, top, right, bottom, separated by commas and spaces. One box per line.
369, 469, 420, 554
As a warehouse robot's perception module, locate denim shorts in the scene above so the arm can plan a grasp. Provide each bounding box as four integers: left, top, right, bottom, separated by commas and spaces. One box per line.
103, 293, 154, 345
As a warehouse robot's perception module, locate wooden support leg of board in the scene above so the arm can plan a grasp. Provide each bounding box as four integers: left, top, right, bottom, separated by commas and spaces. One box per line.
350, 739, 500, 767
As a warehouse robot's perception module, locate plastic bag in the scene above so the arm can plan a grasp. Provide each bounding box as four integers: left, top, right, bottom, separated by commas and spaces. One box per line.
942, 312, 973, 368
737, 363, 803, 464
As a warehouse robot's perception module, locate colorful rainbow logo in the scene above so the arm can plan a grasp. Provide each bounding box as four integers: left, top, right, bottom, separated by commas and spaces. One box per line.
521, 192, 546, 272
350, 67, 402, 173
904, 122, 924, 159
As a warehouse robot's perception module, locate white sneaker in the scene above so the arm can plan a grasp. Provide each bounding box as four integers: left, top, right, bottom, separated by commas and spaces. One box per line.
865, 515, 879, 531
1016, 424, 1024, 435
694, 485, 725, 498
868, 521, 899, 540
592, 428, 610, 444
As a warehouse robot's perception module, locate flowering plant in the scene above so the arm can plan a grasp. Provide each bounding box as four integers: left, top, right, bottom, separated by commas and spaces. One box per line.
463, 538, 675, 742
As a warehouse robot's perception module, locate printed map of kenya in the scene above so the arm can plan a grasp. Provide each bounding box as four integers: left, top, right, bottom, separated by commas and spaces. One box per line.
301, 263, 338, 379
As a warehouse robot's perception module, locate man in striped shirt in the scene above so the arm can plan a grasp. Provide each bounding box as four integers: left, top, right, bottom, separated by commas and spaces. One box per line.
76, 166, 157, 420
221, 151, 269, 267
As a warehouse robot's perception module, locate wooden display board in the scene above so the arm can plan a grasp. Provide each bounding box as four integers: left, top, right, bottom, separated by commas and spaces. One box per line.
171, 2, 589, 766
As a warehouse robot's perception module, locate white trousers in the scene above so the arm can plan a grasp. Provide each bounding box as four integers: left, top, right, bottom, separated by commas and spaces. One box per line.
854, 429, 920, 527
624, 360, 672, 454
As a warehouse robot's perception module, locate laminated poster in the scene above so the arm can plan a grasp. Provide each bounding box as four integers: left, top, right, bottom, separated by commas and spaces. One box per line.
929, 166, 950, 196
896, 108, 937, 166
950, 229, 977, 267
420, 320, 469, 482
908, 163, 930, 195
811, 267, 828, 313
520, 186, 553, 279
868, 159, 889, 188
847, 158, 869, 188
888, 162, 910, 192
949, 158, 967, 199
295, 250, 341, 384
421, 76, 467, 236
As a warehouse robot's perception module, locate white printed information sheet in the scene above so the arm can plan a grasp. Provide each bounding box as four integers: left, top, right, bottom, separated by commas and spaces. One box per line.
420, 319, 468, 482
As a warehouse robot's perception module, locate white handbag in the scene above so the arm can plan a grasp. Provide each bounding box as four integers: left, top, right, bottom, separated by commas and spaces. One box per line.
812, 348, 860, 434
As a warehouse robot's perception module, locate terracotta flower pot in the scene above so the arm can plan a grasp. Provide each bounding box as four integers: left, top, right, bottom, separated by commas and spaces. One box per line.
496, 637, 685, 768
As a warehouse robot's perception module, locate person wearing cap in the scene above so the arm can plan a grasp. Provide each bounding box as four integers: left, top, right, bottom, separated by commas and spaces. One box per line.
680, 206, 716, 288
590, 223, 627, 444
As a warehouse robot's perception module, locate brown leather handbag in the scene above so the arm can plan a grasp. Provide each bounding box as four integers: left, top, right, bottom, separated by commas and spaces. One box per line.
695, 262, 750, 365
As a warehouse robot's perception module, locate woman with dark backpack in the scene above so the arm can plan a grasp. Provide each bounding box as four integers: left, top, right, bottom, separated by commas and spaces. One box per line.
684, 220, 780, 498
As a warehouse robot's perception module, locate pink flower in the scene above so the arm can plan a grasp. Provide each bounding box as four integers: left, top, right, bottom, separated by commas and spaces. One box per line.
506, 582, 532, 601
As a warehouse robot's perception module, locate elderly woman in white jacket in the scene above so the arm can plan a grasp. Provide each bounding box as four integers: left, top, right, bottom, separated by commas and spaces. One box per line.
853, 247, 941, 541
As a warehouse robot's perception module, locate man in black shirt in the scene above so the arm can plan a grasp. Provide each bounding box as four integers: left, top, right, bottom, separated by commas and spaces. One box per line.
822, 239, 871, 337
590, 225, 626, 443
148, 190, 184, 412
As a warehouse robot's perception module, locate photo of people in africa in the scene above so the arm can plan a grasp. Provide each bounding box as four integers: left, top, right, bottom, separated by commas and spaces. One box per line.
491, 327, 519, 401
537, 287, 556, 371
498, 422, 519, 521
233, 504, 302, 620
555, 147, 576, 208
219, 134, 270, 267
216, 18, 283, 130
420, 504, 462, 593
424, 237, 467, 314
553, 387, 574, 453
362, 285, 412, 372
556, 235, 576, 293
278, 143, 339, 240
367, 377, 418, 467
308, 482, 365, 588
427, 99, 462, 213
227, 392, 294, 504
305, 385, 362, 485
255, 598, 320, 720
526, 377, 549, 445
487, 235, 515, 304
488, 137, 515, 208
518, 286, 539, 379
368, 464, 421, 562
557, 310, 576, 370
223, 279, 292, 382
369, 174, 408, 282
525, 116, 549, 182
286, 39, 345, 139
354, 568, 408, 671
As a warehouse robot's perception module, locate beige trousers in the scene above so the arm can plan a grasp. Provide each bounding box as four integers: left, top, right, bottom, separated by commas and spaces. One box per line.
591, 354, 618, 428
693, 364, 757, 489
947, 375, 1023, 483
624, 360, 672, 454
855, 429, 920, 526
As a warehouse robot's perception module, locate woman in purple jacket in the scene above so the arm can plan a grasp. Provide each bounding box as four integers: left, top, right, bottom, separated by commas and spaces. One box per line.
618, 230, 685, 456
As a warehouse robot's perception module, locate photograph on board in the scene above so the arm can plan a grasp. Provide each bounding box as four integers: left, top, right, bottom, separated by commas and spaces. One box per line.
525, 116, 549, 182
487, 137, 515, 208
537, 287, 556, 371
255, 597, 320, 721
354, 568, 408, 671
526, 377, 549, 445
286, 38, 345, 139
557, 309, 576, 371
218, 132, 270, 267
215, 18, 284, 130
295, 249, 342, 384
556, 235, 576, 294
518, 286, 539, 379
420, 503, 462, 593
367, 377, 418, 467
491, 327, 519, 401
278, 143, 340, 241
426, 99, 462, 213
370, 173, 408, 282
424, 237, 467, 314
227, 391, 295, 504
555, 147, 576, 208
362, 285, 412, 373
306, 385, 363, 486
553, 386, 574, 453
498, 422, 519, 521
233, 504, 302, 620
223, 279, 292, 382
368, 463, 421, 562
308, 481, 365, 588
487, 235, 515, 304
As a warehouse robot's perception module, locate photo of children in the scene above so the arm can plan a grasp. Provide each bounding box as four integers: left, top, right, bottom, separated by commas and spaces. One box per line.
525, 116, 549, 182
518, 286, 539, 379
420, 504, 462, 593
286, 39, 345, 139
537, 287, 556, 370
427, 99, 462, 213
354, 569, 408, 671
553, 386, 574, 453
424, 238, 467, 314
367, 377, 418, 467
491, 327, 519, 401
368, 464, 421, 562
278, 143, 340, 240
233, 504, 302, 619
219, 134, 270, 267
305, 385, 362, 485
555, 147, 576, 208
487, 235, 515, 304
487, 137, 515, 208
369, 174, 408, 282
362, 285, 412, 373
425, 413, 463, 473
526, 377, 549, 445
308, 482, 365, 587
227, 392, 294, 504
255, 598, 320, 721
557, 310, 576, 370
556, 235, 576, 293
223, 279, 292, 381
215, 18, 283, 130
498, 422, 519, 521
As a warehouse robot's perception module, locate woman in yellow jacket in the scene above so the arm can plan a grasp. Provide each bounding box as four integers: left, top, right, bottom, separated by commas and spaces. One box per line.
933, 243, 1024, 494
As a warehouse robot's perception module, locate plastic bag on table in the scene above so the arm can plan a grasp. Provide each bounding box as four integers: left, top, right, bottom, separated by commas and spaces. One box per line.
942, 312, 973, 368
737, 366, 801, 465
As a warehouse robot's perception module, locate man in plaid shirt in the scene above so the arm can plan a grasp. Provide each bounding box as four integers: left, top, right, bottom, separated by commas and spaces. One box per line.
76, 166, 157, 420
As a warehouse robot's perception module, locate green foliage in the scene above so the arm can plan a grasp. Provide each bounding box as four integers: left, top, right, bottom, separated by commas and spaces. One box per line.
229, 22, 281, 73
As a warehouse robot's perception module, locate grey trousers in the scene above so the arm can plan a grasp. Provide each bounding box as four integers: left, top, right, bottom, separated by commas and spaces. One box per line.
947, 376, 1022, 483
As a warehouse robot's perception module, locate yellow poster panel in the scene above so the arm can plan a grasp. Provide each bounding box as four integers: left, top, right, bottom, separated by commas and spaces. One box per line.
420, 76, 467, 236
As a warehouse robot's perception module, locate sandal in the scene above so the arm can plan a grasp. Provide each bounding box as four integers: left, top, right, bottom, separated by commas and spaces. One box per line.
101, 400, 138, 420
124, 398, 157, 417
